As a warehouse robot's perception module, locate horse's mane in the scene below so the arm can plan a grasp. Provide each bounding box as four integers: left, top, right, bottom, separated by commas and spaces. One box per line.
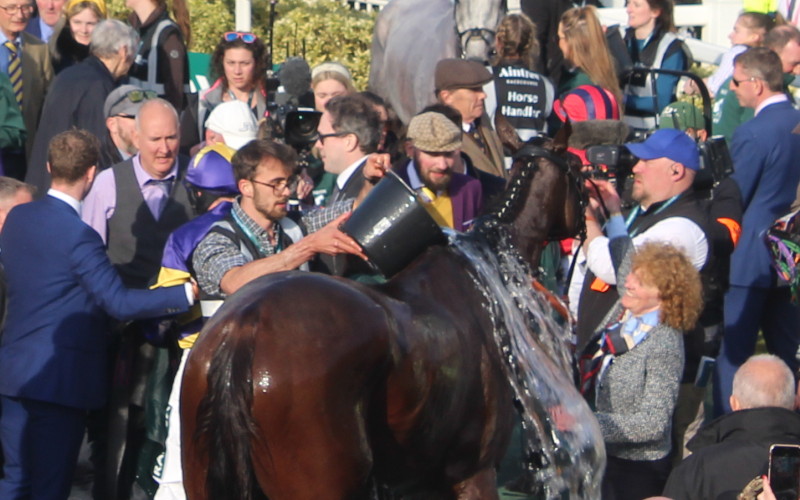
480, 136, 558, 226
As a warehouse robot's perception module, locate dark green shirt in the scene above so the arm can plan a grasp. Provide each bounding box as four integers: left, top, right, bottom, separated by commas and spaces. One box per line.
712, 76, 753, 143
558, 67, 593, 95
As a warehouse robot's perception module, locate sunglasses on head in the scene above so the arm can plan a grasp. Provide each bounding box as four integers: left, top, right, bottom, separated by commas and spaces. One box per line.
109, 89, 157, 116
223, 31, 257, 43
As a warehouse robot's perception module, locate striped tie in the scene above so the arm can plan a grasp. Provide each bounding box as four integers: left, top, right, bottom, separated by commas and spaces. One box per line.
5, 41, 21, 107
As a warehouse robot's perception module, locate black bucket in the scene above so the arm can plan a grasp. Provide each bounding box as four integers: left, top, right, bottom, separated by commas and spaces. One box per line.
341, 170, 446, 278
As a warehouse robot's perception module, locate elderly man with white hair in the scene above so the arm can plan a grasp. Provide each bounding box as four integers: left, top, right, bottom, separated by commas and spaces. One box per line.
663, 354, 800, 500
25, 18, 139, 193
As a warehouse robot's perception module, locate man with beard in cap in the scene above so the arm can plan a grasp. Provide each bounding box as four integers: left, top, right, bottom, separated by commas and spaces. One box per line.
395, 111, 483, 232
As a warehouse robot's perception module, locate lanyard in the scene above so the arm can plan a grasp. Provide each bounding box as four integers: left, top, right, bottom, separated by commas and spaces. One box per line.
625, 194, 680, 237
231, 208, 282, 257
228, 88, 256, 109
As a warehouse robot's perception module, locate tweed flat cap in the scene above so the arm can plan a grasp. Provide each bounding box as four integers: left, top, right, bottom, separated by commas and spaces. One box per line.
434, 58, 492, 92
407, 112, 463, 152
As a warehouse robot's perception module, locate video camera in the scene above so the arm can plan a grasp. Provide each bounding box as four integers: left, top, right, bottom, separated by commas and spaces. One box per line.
266, 103, 321, 152
264, 55, 323, 166
585, 135, 734, 191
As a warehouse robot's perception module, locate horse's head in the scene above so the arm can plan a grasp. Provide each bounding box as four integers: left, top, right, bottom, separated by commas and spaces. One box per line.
484, 128, 587, 268
454, 0, 507, 62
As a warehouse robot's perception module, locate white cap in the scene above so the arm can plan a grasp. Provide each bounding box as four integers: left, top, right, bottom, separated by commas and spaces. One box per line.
205, 100, 258, 150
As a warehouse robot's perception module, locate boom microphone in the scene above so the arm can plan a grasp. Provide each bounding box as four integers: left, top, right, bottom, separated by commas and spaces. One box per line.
568, 120, 631, 150
279, 57, 312, 100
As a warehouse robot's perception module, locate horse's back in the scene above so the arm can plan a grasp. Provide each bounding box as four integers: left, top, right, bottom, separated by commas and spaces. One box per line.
369, 0, 457, 123
182, 272, 399, 499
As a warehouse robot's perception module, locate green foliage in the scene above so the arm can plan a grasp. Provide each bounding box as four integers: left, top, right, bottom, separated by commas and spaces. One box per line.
103, 0, 375, 87
271, 0, 376, 89
104, 0, 233, 53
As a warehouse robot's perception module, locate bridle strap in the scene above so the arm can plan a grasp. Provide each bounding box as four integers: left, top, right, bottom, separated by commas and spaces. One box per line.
513, 145, 588, 241
452, 0, 506, 55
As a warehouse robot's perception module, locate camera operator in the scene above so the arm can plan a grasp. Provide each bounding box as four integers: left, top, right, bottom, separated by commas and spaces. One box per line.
576, 128, 741, 464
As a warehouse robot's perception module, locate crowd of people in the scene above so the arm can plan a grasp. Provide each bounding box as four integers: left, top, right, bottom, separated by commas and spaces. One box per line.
0, 0, 799, 498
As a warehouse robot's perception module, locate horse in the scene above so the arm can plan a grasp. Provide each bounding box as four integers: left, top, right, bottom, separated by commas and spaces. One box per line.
180, 134, 606, 500
368, 0, 506, 124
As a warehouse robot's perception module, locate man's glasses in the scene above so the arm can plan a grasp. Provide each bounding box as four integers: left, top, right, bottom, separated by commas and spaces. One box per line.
731, 75, 759, 87
250, 176, 299, 195
316, 131, 350, 144
0, 3, 33, 15
223, 32, 257, 43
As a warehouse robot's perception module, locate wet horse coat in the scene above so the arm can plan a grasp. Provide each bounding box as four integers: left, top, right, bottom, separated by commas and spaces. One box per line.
181, 142, 604, 500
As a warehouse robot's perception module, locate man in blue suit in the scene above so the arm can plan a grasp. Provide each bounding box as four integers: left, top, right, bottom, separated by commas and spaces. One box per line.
0, 129, 194, 499
714, 47, 800, 416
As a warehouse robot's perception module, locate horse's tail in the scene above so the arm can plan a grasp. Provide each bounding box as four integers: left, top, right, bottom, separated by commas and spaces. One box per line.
194, 317, 263, 500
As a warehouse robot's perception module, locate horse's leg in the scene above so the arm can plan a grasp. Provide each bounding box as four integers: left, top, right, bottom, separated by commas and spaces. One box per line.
452, 468, 500, 500
249, 387, 376, 500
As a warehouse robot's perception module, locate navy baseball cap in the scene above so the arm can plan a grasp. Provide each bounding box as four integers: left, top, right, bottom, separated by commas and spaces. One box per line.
625, 128, 700, 171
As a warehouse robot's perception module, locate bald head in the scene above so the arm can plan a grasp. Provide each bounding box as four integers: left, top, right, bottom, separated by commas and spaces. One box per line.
133, 99, 180, 179
731, 354, 796, 411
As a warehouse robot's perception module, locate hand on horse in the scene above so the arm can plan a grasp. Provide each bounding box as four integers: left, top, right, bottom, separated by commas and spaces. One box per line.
306, 212, 368, 260
584, 178, 622, 218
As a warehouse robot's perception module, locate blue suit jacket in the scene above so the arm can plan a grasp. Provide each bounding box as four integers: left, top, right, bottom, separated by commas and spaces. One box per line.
23, 17, 43, 40
730, 100, 800, 288
0, 195, 189, 410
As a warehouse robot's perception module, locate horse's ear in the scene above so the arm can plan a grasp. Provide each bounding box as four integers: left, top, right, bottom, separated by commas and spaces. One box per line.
494, 110, 523, 155
552, 119, 572, 154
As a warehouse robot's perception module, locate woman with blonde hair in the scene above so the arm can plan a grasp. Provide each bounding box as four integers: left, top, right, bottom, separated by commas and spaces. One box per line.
49, 0, 106, 73
558, 5, 623, 108
489, 13, 554, 140
311, 61, 356, 112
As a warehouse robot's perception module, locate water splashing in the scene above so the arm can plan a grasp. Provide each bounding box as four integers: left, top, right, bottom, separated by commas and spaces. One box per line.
449, 225, 606, 499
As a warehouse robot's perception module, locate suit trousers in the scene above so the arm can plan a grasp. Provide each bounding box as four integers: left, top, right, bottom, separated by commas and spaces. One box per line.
713, 285, 800, 416
0, 395, 86, 499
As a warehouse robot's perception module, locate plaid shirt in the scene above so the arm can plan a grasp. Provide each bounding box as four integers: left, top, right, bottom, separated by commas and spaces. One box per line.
192, 198, 352, 297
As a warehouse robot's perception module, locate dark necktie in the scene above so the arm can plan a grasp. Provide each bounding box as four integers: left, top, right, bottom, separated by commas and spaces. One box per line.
5, 41, 22, 106
469, 124, 488, 156
145, 177, 174, 218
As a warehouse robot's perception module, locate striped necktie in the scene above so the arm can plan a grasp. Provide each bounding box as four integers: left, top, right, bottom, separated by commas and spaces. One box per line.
4, 41, 21, 107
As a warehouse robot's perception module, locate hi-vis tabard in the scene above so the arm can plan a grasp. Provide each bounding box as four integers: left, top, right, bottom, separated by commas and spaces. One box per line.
489, 63, 554, 140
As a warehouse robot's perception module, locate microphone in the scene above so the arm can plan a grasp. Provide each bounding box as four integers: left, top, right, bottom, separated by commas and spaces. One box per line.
278, 57, 312, 105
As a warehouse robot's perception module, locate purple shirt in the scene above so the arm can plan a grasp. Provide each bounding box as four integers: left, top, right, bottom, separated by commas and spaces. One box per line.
81, 155, 180, 244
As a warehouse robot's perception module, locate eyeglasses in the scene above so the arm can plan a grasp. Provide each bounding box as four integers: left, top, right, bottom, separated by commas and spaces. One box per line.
731, 75, 759, 87
250, 175, 299, 194
0, 3, 33, 15
108, 89, 158, 115
315, 131, 350, 144
223, 31, 257, 43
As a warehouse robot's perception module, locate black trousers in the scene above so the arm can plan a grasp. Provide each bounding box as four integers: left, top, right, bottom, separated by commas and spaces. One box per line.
602, 454, 672, 500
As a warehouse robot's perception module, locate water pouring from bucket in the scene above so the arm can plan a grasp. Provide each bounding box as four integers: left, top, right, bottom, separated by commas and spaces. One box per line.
342, 169, 447, 278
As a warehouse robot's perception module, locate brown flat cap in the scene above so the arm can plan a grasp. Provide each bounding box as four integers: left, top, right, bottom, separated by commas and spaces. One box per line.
407, 112, 463, 153
434, 58, 492, 92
